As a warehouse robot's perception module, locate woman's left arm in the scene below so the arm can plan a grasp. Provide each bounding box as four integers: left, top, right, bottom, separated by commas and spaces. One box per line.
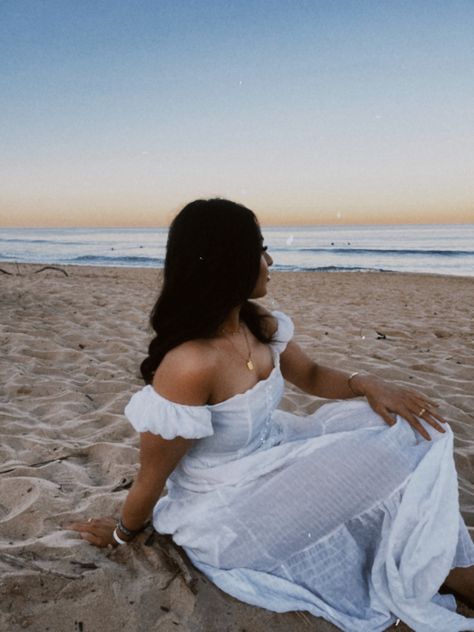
280, 340, 447, 441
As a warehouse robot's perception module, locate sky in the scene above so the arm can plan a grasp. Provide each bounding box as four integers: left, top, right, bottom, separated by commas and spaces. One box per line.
1, 0, 473, 228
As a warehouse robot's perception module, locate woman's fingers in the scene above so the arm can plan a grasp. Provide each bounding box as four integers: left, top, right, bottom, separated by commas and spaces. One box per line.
64, 521, 90, 533
422, 412, 446, 436
376, 407, 396, 427
410, 397, 445, 421
409, 391, 439, 407
79, 531, 105, 547
366, 381, 449, 441
402, 409, 432, 441
62, 517, 116, 547
395, 403, 448, 441
377, 401, 431, 441
423, 407, 447, 425
407, 396, 448, 428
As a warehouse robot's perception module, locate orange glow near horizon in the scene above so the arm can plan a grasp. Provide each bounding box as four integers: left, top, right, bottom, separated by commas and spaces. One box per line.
1, 201, 472, 229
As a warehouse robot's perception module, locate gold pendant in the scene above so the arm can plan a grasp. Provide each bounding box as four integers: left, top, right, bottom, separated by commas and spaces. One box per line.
246, 359, 254, 371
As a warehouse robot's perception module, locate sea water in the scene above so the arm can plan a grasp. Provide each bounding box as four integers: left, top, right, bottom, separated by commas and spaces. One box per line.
0, 224, 473, 277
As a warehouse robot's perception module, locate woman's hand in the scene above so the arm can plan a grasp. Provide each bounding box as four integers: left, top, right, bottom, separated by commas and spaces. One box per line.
353, 374, 447, 441
65, 517, 118, 548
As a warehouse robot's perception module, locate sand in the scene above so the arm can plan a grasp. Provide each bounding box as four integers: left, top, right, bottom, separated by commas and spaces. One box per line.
0, 262, 473, 632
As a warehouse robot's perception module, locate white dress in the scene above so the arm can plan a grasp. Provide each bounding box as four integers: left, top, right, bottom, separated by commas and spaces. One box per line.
125, 311, 474, 632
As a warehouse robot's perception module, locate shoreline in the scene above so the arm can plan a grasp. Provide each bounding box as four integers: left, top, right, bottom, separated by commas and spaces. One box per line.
2, 261, 474, 281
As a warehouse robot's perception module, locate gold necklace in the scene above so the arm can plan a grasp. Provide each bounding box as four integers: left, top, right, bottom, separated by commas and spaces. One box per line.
221, 324, 254, 371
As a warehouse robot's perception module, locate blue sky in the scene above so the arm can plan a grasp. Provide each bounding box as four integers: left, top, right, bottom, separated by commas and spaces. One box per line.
1, 0, 473, 227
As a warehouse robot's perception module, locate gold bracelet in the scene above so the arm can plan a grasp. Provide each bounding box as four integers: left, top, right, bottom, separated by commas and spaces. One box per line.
348, 371, 361, 395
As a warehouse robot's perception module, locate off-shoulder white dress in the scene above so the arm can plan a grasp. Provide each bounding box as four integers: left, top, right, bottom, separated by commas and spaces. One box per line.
125, 311, 474, 632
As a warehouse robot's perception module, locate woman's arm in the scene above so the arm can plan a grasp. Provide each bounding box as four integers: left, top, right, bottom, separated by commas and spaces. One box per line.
280, 340, 447, 441
67, 343, 214, 547
280, 341, 359, 399
120, 433, 192, 532
67, 434, 193, 547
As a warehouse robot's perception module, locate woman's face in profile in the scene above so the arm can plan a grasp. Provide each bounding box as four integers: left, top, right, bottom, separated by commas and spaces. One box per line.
250, 245, 273, 299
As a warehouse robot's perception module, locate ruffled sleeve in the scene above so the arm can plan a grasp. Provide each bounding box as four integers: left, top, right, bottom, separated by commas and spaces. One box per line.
124, 385, 214, 440
270, 310, 295, 354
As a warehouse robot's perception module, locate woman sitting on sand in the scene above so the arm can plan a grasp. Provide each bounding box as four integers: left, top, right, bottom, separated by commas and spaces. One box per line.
69, 199, 474, 632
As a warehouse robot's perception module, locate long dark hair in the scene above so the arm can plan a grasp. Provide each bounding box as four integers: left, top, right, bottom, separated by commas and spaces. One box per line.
140, 198, 272, 384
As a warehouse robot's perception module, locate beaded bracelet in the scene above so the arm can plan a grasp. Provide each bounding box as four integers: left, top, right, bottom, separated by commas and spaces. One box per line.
116, 517, 149, 539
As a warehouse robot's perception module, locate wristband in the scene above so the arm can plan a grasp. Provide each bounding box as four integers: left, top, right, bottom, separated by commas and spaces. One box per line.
112, 527, 128, 546
117, 518, 148, 539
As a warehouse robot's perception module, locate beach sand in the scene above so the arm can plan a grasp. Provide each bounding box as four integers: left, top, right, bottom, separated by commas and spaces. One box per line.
0, 263, 473, 632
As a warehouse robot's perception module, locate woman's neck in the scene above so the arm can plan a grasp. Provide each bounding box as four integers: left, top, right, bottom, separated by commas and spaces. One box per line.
219, 306, 242, 335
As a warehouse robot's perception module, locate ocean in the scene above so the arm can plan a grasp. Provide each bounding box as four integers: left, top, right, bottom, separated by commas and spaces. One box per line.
1, 224, 473, 277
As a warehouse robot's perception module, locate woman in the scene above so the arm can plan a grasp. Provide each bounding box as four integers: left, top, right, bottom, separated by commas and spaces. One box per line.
69, 199, 474, 632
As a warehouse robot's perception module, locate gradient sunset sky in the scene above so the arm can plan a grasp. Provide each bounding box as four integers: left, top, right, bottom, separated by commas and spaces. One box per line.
1, 0, 473, 228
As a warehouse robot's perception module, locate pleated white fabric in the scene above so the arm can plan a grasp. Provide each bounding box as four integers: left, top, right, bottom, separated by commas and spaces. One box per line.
125, 311, 474, 632
125, 385, 213, 440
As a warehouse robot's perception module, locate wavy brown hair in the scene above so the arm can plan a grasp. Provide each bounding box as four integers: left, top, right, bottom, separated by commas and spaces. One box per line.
140, 198, 272, 384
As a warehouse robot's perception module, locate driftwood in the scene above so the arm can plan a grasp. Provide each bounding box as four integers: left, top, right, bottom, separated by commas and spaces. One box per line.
0, 264, 70, 276
34, 266, 69, 277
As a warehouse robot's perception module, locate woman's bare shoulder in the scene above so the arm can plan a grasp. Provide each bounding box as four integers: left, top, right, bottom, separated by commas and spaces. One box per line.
252, 302, 278, 337
152, 340, 218, 405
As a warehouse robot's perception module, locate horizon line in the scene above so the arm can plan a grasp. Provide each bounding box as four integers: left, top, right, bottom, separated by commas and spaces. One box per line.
2, 220, 474, 230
